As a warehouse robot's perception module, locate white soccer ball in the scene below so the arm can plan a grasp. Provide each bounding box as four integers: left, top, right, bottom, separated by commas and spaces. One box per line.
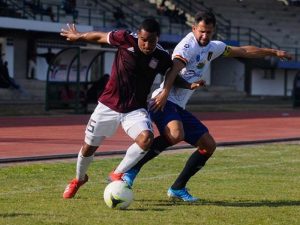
103, 181, 133, 209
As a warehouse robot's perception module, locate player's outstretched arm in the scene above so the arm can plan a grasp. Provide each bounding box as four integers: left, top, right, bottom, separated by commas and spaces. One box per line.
60, 23, 109, 44
225, 45, 293, 61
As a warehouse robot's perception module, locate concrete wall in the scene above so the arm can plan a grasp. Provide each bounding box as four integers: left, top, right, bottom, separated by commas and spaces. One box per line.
211, 57, 298, 96
211, 57, 245, 91
13, 38, 28, 79
251, 69, 297, 96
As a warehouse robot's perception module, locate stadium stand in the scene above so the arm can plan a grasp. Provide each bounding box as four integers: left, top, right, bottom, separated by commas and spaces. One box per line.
0, 0, 190, 35
0, 0, 23, 18
0, 0, 300, 111
201, 0, 300, 48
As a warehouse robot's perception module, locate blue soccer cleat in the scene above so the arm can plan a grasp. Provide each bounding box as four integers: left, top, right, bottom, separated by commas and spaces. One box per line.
122, 168, 140, 187
167, 187, 199, 202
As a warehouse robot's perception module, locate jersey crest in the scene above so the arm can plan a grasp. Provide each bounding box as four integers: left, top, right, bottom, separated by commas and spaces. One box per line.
207, 51, 213, 60
127, 47, 134, 52
197, 62, 205, 69
149, 58, 159, 69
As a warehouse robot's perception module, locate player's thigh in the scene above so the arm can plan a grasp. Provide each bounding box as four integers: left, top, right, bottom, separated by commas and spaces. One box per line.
163, 120, 184, 144
121, 108, 153, 142
150, 101, 184, 143
181, 110, 209, 146
85, 102, 120, 146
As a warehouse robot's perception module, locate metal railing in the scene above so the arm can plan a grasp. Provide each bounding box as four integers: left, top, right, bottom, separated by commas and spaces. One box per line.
229, 26, 280, 48
1, 0, 299, 61
172, 0, 231, 39
1, 0, 190, 36
99, 0, 190, 35
172, 0, 299, 62
281, 47, 299, 61
227, 26, 300, 61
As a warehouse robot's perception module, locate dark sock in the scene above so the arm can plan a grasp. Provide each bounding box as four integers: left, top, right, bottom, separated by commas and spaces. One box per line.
171, 149, 209, 190
132, 135, 171, 171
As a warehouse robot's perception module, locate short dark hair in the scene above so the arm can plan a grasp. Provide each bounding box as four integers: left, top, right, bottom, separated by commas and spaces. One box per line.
139, 18, 161, 36
194, 10, 216, 27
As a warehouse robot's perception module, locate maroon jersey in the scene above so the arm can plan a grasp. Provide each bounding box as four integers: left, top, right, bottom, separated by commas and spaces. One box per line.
99, 30, 172, 113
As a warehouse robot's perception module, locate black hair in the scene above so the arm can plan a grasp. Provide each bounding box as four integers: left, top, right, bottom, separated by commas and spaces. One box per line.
194, 10, 216, 27
139, 18, 161, 36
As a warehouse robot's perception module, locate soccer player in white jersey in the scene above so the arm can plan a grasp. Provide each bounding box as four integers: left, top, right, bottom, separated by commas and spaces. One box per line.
113, 10, 292, 202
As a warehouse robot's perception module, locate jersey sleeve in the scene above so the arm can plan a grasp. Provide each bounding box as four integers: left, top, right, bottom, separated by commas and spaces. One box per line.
211, 41, 228, 59
172, 40, 193, 65
107, 30, 130, 47
160, 55, 173, 76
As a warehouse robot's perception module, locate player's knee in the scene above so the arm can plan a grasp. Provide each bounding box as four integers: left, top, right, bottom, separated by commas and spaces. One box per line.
81, 143, 98, 157
206, 141, 216, 156
85, 134, 105, 147
198, 144, 215, 158
166, 130, 184, 145
197, 133, 216, 157
135, 130, 154, 150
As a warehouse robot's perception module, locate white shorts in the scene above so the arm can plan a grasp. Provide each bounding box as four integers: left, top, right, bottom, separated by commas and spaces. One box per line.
84, 102, 153, 146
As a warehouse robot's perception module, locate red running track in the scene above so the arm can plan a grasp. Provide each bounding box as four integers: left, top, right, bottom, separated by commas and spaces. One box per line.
0, 110, 300, 162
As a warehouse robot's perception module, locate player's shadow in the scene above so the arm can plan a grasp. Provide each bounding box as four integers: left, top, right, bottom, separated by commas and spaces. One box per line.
0, 212, 35, 218
125, 207, 168, 212
139, 199, 300, 208
203, 199, 300, 207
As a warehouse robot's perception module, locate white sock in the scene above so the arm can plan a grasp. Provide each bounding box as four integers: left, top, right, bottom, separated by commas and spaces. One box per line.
76, 148, 94, 180
115, 143, 146, 173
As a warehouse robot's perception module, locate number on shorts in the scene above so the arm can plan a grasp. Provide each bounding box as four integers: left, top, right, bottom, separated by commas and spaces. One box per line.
87, 119, 96, 133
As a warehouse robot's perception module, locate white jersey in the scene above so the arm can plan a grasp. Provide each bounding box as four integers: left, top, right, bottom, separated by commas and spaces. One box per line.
152, 32, 227, 109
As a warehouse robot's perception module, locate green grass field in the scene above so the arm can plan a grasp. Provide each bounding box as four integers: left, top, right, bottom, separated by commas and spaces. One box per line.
0, 143, 299, 225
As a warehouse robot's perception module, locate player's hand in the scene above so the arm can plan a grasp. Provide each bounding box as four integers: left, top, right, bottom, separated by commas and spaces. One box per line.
190, 79, 206, 90
276, 50, 293, 61
60, 23, 81, 41
149, 89, 168, 112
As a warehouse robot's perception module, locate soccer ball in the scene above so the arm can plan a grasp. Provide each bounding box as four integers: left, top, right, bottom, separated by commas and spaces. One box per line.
103, 181, 133, 210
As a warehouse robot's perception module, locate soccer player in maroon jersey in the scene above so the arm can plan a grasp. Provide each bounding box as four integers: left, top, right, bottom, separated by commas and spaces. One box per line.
60, 18, 178, 199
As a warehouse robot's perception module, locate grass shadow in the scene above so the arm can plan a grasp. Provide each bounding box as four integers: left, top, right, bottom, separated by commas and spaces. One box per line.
125, 208, 168, 212
0, 212, 35, 218
138, 199, 300, 208
200, 199, 300, 207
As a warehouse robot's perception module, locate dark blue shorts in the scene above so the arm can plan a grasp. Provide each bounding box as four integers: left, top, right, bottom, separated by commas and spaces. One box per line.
149, 101, 208, 146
